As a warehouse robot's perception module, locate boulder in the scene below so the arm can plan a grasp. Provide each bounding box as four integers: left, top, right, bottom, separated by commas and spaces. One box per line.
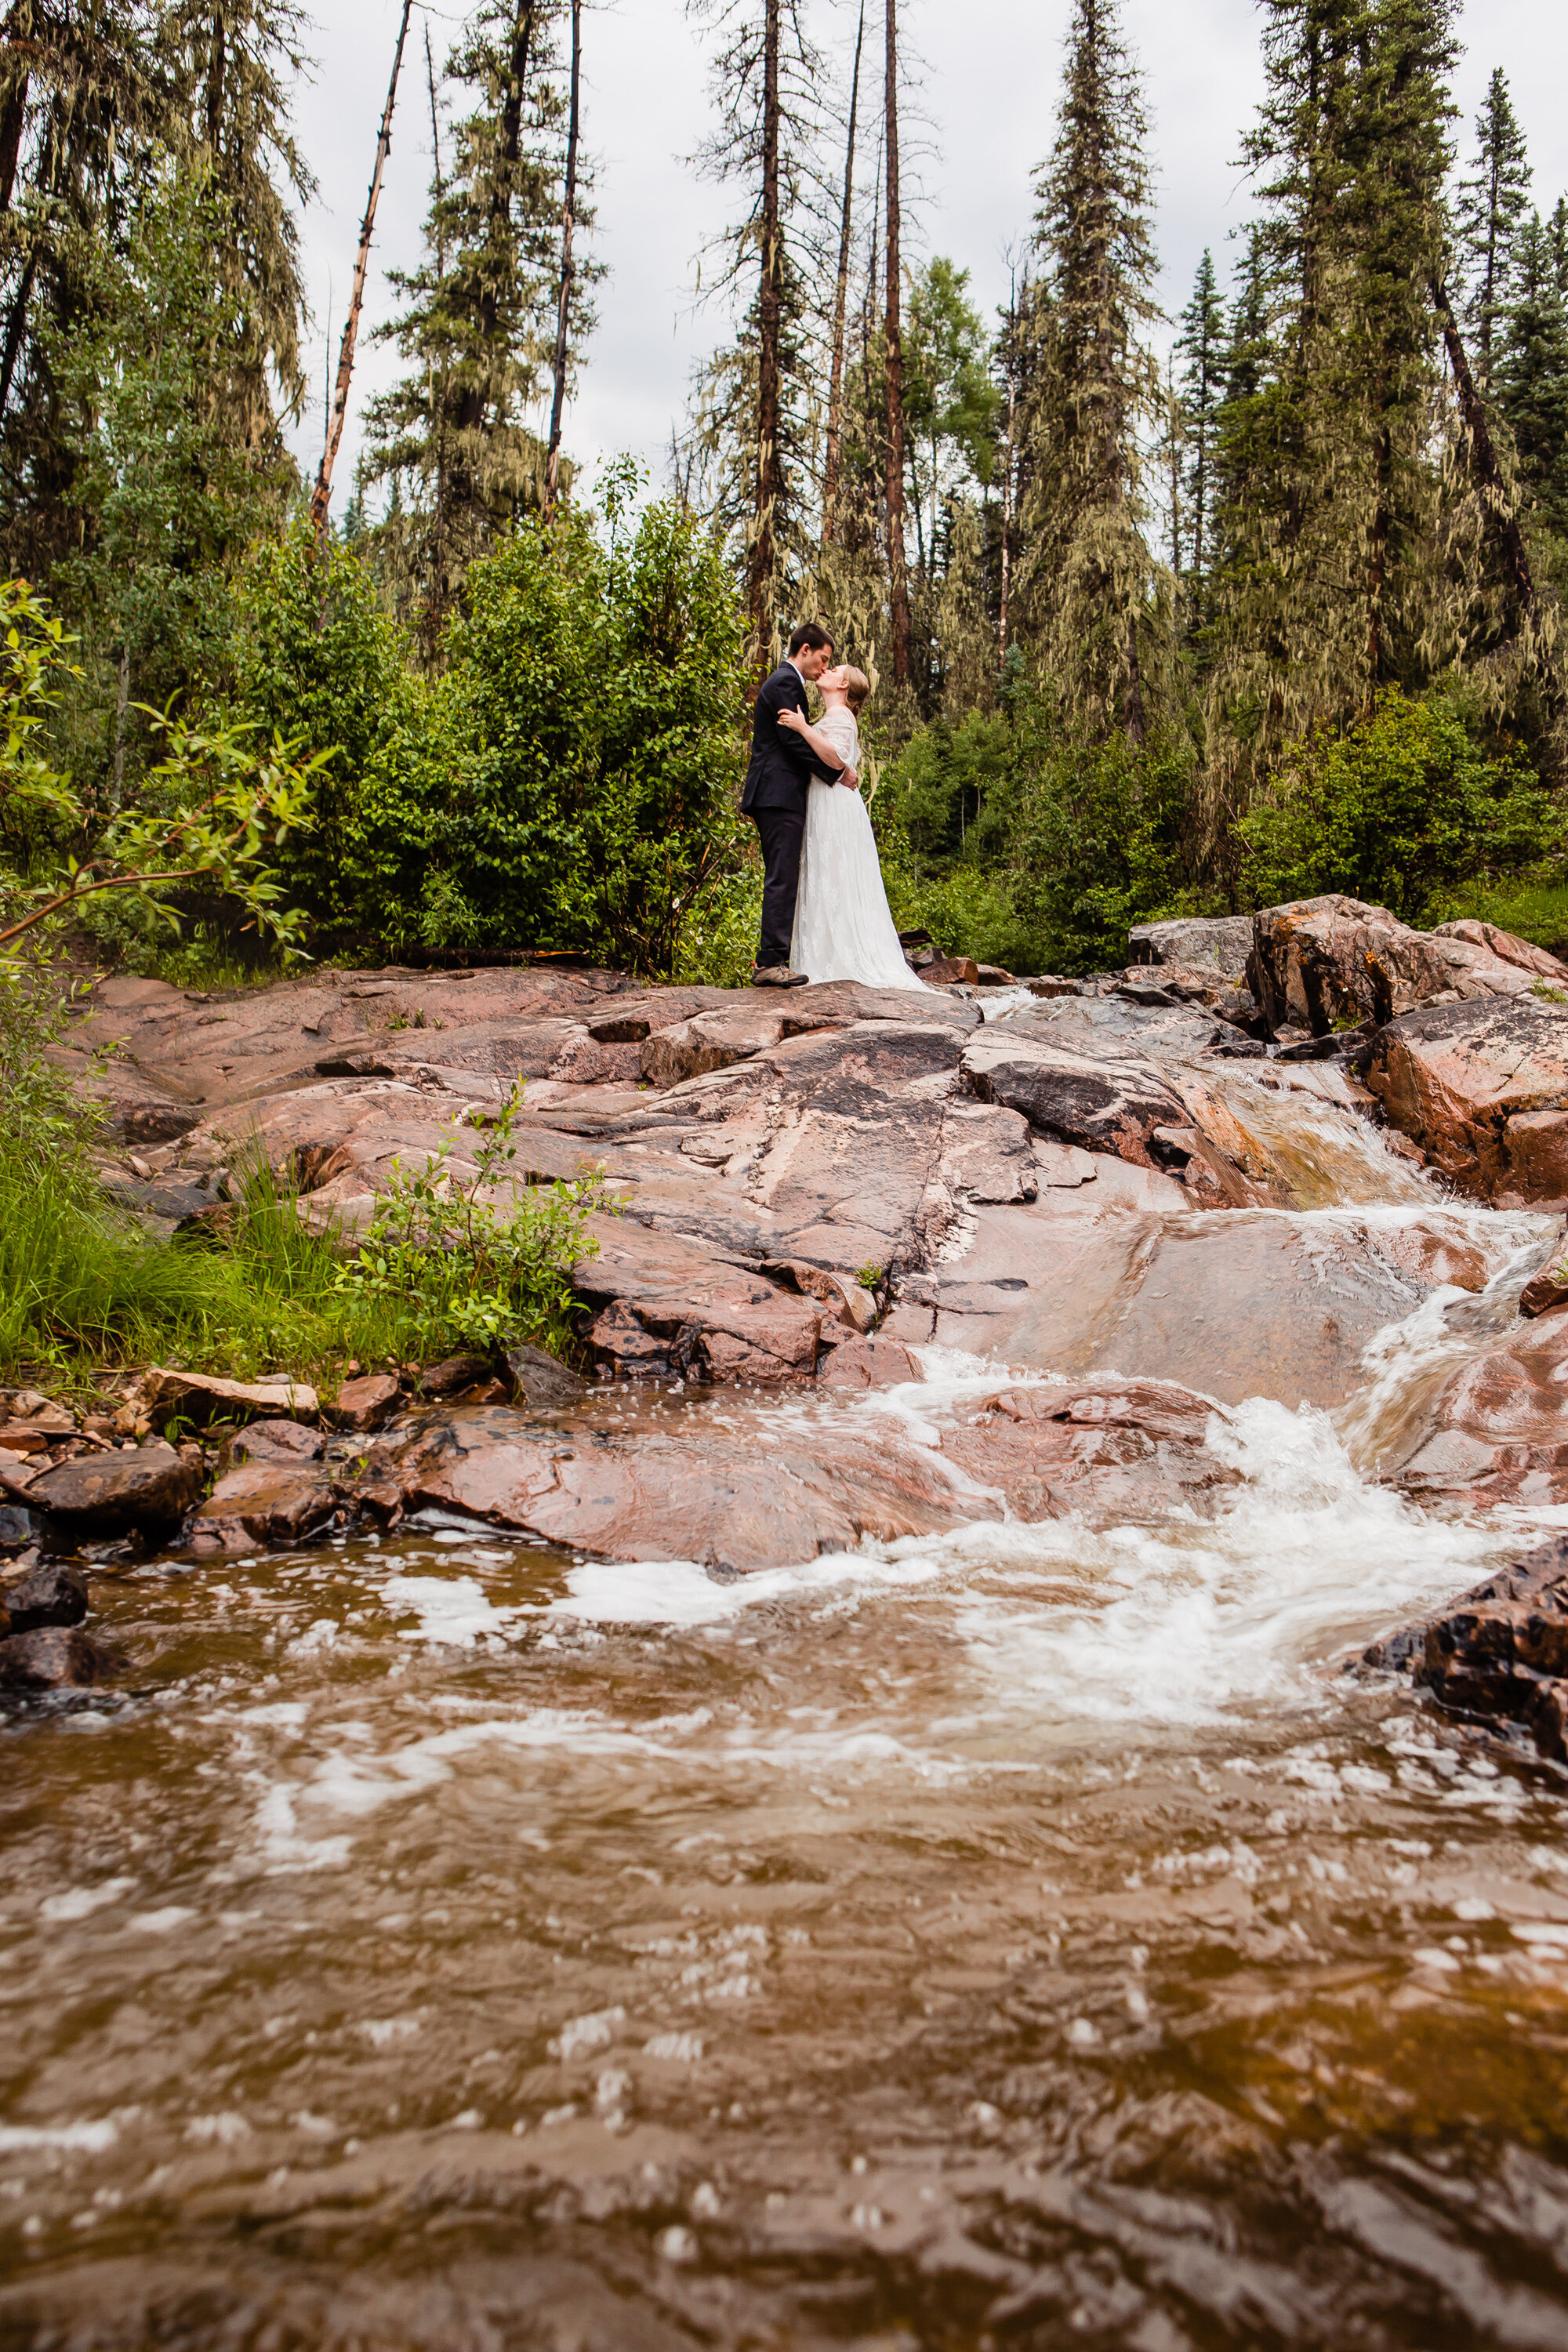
1, 1563, 88, 1635
324, 1372, 402, 1432
416, 1352, 495, 1399
1353, 993, 1568, 1204
640, 1007, 790, 1088
503, 1343, 589, 1409
0, 1626, 121, 1690
1387, 1308, 1568, 1509
1247, 895, 1451, 1036
143, 1367, 318, 1428
1128, 915, 1254, 975
223, 1418, 328, 1468
189, 1462, 338, 1553
923, 955, 981, 985
27, 1441, 201, 1535
1367, 1534, 1568, 1762
960, 1031, 1198, 1170
0, 1504, 53, 1552
815, 1334, 921, 1387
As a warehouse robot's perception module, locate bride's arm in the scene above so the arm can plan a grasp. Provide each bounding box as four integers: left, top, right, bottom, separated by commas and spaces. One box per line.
778, 706, 859, 789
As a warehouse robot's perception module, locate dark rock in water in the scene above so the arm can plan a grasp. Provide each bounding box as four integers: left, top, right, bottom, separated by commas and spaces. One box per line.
27, 1441, 201, 1535
503, 1344, 587, 1410
223, 1418, 328, 1468
189, 1462, 338, 1554
0, 1625, 120, 1690
1274, 1025, 1374, 1063
0, 1504, 54, 1552
961, 1031, 1197, 1171
2, 1563, 89, 1634
417, 1352, 495, 1399
1356, 994, 1568, 1207
1367, 1534, 1568, 1761
324, 1372, 403, 1432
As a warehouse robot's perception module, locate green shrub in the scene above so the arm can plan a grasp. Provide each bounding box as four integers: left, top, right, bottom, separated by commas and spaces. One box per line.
1237, 688, 1566, 923
232, 489, 751, 975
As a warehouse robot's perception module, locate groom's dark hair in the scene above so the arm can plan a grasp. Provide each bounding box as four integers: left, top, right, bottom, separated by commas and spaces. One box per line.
788, 619, 834, 656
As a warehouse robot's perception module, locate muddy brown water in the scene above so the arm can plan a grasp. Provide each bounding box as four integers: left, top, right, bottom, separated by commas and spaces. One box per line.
8, 1076, 1568, 2350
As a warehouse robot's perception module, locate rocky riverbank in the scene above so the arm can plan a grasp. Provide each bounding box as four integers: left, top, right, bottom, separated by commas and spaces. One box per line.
9, 889, 1568, 1729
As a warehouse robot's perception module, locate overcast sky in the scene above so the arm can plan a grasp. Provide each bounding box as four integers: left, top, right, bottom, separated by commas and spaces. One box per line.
287, 0, 1568, 512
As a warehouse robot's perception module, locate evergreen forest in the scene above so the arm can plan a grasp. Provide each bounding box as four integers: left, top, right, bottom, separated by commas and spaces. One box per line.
4, 0, 1568, 993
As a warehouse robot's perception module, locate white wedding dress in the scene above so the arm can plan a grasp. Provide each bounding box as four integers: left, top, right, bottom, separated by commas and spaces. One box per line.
790, 706, 930, 991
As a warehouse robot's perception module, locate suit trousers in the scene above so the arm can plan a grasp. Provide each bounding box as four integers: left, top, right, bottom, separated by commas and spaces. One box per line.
750, 803, 806, 970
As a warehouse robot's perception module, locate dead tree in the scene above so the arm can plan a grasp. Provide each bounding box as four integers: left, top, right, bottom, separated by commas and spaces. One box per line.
312, 0, 414, 534
883, 0, 911, 689
821, 0, 864, 548
545, 0, 583, 517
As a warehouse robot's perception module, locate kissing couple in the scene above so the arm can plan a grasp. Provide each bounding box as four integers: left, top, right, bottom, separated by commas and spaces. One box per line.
739, 620, 930, 993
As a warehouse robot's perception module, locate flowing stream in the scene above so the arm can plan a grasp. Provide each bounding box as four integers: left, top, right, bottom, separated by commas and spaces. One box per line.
8, 1073, 1568, 2349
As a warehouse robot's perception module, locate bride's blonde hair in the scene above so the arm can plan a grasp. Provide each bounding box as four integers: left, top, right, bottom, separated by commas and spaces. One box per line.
843, 666, 871, 715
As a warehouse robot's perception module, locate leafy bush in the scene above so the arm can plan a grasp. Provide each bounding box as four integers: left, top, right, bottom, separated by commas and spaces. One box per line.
233, 486, 751, 974
339, 1094, 605, 1361
1238, 688, 1566, 923
877, 691, 1199, 974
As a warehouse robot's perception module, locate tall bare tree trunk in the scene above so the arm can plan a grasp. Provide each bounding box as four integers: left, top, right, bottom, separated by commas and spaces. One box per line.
426, 27, 451, 635
545, 0, 583, 518
883, 0, 911, 691
821, 0, 864, 550
452, 1, 535, 444
749, 0, 784, 667
312, 0, 413, 534
0, 0, 31, 216
999, 272, 1019, 672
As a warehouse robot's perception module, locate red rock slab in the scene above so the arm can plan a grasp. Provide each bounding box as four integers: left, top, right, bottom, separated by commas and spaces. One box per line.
1389, 1312, 1568, 1509
1354, 994, 1568, 1204
189, 1462, 339, 1553
942, 1379, 1240, 1523
363, 1374, 1239, 1571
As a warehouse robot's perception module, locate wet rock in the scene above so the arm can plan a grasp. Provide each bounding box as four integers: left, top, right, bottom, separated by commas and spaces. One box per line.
503, 1344, 589, 1410
0, 1625, 121, 1690
223, 1418, 328, 1468
27, 1441, 201, 1535
1519, 1243, 1568, 1319
815, 1334, 920, 1387
1368, 1534, 1568, 1761
143, 1367, 319, 1428
358, 1375, 1240, 1572
1128, 915, 1254, 975
1, 1563, 88, 1633
1387, 1308, 1568, 1508
942, 1378, 1241, 1522
190, 1462, 338, 1552
960, 1031, 1199, 1170
417, 1352, 495, 1399
1353, 993, 1568, 1205
325, 1373, 403, 1432
0, 1504, 53, 1552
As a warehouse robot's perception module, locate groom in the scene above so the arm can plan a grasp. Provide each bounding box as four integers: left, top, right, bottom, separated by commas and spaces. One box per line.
741, 619, 857, 987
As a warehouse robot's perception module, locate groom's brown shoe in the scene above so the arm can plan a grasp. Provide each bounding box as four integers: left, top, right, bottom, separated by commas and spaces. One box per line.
751, 964, 811, 989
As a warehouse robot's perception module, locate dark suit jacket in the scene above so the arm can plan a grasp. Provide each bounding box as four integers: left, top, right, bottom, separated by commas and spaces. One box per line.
739, 661, 841, 815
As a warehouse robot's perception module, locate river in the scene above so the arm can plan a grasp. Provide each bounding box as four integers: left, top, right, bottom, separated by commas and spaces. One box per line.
6, 1065, 1568, 2349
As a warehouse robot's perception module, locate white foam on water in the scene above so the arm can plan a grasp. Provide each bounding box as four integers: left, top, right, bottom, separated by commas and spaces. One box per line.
383, 1573, 524, 1646
0, 2120, 120, 2154
550, 1548, 943, 1627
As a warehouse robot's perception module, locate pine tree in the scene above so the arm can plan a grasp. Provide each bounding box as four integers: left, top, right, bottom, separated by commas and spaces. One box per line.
361, 0, 590, 648
1497, 212, 1568, 543
1174, 247, 1225, 597
1206, 0, 1457, 779
1016, 0, 1165, 742
688, 0, 821, 667
1455, 66, 1531, 392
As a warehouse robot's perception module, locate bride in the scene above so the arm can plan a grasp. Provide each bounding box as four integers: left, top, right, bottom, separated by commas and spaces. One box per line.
776, 664, 930, 992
